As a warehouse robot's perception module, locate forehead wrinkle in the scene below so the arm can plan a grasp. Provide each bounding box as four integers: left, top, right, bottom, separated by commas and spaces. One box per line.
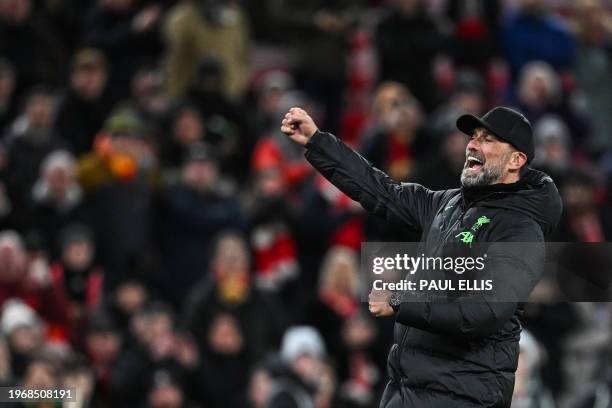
473, 127, 498, 140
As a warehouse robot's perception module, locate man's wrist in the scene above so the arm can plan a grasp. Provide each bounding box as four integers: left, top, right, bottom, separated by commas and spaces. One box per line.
388, 291, 403, 314
304, 129, 323, 149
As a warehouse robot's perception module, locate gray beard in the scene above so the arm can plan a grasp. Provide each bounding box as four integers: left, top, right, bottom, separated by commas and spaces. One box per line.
460, 162, 506, 188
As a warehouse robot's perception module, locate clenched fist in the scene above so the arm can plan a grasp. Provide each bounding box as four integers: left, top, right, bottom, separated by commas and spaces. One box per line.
368, 290, 395, 317
280, 107, 318, 146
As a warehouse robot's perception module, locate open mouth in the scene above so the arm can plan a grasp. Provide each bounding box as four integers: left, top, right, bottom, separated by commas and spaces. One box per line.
466, 157, 484, 172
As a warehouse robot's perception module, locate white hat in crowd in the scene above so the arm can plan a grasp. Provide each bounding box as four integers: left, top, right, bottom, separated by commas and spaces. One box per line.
281, 326, 326, 363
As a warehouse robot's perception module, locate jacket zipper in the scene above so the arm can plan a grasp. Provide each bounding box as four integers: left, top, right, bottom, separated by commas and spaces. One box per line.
443, 208, 466, 243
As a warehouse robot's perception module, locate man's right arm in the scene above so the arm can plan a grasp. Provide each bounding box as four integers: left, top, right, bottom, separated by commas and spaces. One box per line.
304, 130, 445, 232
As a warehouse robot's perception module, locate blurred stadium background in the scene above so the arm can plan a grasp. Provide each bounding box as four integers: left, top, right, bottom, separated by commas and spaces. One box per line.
0, 0, 612, 406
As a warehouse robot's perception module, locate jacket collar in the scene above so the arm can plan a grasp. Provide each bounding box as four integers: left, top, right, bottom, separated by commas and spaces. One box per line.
461, 178, 528, 208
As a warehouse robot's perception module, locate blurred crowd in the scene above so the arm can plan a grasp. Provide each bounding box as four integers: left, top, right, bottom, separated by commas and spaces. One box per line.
0, 0, 612, 407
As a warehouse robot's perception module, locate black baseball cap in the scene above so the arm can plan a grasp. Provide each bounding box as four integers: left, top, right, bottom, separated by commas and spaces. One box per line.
456, 107, 534, 163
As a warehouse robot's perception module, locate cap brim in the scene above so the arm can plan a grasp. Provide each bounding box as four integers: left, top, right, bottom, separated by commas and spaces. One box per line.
456, 114, 494, 138
457, 114, 518, 150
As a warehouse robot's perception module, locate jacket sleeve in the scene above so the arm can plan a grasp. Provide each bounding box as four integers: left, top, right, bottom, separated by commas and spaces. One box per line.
396, 217, 545, 338
304, 130, 447, 232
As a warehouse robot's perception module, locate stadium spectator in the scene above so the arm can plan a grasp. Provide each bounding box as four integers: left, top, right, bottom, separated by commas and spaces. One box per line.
359, 83, 425, 182
251, 91, 314, 189
427, 69, 487, 138
62, 355, 97, 407
279, 326, 337, 408
1, 299, 44, 378
444, 0, 502, 69
376, 0, 445, 112
183, 233, 285, 373
557, 329, 611, 408
54, 225, 102, 308
128, 64, 169, 127
0, 0, 67, 94
147, 371, 188, 408
21, 355, 61, 392
296, 174, 365, 288
110, 302, 199, 407
532, 115, 573, 184
248, 359, 277, 408
553, 171, 612, 242
302, 247, 361, 370
77, 108, 157, 287
502, 0, 576, 78
161, 105, 207, 171
77, 108, 157, 190
84, 0, 164, 100
512, 330, 556, 408
55, 48, 114, 155
107, 273, 149, 336
40, 0, 94, 53
163, 0, 251, 100
4, 87, 65, 210
572, 0, 612, 153
181, 57, 250, 181
192, 311, 249, 406
522, 301, 583, 400
157, 144, 245, 305
0, 231, 71, 341
51, 224, 103, 347
83, 311, 122, 406
337, 314, 384, 407
29, 150, 86, 255
514, 61, 591, 146
246, 164, 300, 310
265, 0, 357, 133
249, 70, 296, 141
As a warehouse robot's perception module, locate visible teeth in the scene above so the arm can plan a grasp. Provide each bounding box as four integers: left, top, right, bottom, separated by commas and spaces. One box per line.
467, 157, 483, 164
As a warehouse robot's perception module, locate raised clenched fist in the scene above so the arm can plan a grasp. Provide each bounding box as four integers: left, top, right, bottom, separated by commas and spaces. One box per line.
280, 107, 318, 146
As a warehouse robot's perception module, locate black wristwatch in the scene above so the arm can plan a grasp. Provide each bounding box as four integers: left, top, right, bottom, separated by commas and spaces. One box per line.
388, 291, 403, 313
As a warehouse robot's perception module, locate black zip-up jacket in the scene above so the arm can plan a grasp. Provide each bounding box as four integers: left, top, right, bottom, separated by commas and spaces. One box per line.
304, 131, 563, 407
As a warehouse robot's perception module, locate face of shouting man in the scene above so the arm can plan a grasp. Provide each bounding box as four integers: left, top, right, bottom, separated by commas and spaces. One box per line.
461, 127, 526, 188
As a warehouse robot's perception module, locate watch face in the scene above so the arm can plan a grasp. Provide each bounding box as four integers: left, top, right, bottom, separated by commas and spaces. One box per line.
389, 292, 402, 306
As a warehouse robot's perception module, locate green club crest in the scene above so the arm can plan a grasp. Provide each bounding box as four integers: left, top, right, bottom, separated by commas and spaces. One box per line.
455, 231, 474, 247
472, 216, 491, 231
456, 216, 491, 246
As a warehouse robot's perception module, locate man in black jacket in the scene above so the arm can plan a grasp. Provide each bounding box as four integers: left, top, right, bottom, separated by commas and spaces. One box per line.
280, 106, 562, 407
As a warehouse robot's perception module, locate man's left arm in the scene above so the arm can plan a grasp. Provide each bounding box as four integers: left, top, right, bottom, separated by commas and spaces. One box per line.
394, 218, 544, 338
